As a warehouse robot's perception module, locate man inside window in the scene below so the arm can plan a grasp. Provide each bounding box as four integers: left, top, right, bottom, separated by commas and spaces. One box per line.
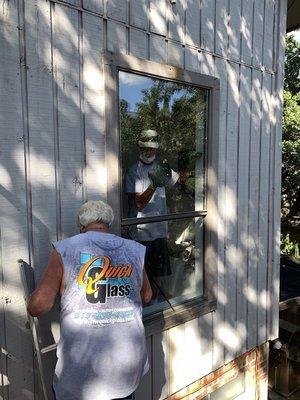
125, 130, 179, 299
27, 200, 152, 400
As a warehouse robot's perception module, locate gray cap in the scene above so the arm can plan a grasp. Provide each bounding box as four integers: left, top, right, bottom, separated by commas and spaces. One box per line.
138, 129, 159, 149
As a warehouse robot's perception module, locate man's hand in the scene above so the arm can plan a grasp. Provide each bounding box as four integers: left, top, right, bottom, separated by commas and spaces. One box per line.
148, 160, 172, 188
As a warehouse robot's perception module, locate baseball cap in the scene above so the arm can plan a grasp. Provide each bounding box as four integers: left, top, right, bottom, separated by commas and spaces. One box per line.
138, 130, 159, 149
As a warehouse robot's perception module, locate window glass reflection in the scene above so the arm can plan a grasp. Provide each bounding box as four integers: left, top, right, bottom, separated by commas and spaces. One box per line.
120, 71, 208, 220
122, 217, 204, 308
119, 71, 207, 310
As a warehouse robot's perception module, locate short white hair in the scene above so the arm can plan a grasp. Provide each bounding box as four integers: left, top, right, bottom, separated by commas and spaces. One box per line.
78, 200, 114, 228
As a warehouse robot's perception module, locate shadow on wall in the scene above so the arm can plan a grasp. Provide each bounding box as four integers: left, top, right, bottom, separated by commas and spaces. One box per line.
0, 0, 281, 399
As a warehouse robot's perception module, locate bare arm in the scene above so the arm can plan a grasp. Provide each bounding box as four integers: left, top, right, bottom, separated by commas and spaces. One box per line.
27, 250, 64, 317
140, 268, 152, 303
135, 186, 155, 211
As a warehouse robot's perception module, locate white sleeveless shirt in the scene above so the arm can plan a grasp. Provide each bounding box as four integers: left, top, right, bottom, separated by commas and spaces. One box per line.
52, 231, 148, 400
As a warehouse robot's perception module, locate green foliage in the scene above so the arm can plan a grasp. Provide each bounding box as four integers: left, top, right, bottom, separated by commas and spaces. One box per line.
285, 35, 300, 95
281, 233, 300, 259
281, 34, 300, 256
282, 93, 300, 225
120, 80, 207, 166
283, 90, 300, 140
281, 91, 300, 217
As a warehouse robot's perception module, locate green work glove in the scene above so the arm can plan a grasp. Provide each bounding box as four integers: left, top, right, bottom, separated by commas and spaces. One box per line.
148, 161, 172, 188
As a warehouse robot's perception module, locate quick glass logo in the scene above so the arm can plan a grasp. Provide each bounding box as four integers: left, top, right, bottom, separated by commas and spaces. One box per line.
78, 253, 133, 304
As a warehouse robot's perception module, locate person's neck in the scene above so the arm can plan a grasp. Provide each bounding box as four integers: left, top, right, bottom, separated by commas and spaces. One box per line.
82, 222, 109, 233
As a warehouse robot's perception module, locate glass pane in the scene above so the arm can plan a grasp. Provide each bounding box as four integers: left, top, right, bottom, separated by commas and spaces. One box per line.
119, 71, 208, 222
122, 217, 204, 311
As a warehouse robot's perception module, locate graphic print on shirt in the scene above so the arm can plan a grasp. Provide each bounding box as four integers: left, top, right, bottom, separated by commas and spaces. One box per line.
78, 253, 133, 304
73, 253, 135, 325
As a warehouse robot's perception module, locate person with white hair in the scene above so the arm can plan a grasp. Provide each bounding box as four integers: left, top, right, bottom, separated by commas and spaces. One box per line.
27, 200, 152, 400
125, 130, 179, 298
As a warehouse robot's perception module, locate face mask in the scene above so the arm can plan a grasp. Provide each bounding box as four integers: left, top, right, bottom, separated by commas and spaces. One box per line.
140, 154, 156, 164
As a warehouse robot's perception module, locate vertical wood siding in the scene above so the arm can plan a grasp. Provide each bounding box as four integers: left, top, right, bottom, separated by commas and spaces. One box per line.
224, 61, 239, 364
236, 65, 251, 356
54, 4, 84, 238
0, 0, 287, 398
25, 0, 57, 281
82, 13, 106, 201
213, 55, 228, 371
0, 0, 34, 398
268, 0, 286, 341
241, 0, 253, 65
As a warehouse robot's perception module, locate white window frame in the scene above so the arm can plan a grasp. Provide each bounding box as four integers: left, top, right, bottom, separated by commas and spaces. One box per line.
103, 52, 219, 335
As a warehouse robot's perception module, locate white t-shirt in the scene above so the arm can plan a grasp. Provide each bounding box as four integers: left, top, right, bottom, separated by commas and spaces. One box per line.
126, 160, 179, 241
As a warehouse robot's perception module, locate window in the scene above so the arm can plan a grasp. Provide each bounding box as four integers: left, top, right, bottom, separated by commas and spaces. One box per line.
105, 54, 219, 331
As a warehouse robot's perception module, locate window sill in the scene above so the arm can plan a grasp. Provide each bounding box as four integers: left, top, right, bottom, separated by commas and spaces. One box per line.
143, 297, 217, 336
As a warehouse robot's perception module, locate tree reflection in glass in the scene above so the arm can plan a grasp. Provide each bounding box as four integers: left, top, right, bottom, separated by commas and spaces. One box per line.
119, 71, 208, 310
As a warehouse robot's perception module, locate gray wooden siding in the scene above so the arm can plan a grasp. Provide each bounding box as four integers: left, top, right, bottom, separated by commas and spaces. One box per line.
0, 0, 287, 398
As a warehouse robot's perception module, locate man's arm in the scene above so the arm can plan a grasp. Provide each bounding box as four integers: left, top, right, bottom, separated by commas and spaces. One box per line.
140, 268, 152, 303
27, 250, 64, 317
135, 187, 155, 211
136, 165, 180, 210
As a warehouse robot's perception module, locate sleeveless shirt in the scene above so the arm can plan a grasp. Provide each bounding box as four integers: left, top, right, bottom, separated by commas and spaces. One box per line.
52, 231, 148, 400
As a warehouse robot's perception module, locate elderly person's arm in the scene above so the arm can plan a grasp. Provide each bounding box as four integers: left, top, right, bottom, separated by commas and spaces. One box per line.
140, 269, 152, 303
27, 250, 64, 317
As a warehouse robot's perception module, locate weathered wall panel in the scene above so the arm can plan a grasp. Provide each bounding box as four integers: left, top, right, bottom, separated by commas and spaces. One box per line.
129, 28, 148, 60
0, 0, 34, 398
107, 0, 128, 24
130, 0, 148, 30
247, 68, 262, 351
107, 20, 127, 54
199, 51, 215, 76
267, 0, 287, 341
263, 0, 275, 70
228, 0, 241, 61
25, 0, 57, 282
201, 0, 215, 52
53, 4, 84, 238
185, 0, 200, 47
215, 0, 228, 57
185, 47, 200, 72
150, 0, 167, 36
149, 35, 167, 63
241, 0, 253, 66
257, 72, 272, 345
252, 0, 265, 67
168, 0, 185, 43
167, 41, 184, 68
213, 55, 228, 371
236, 65, 252, 356
169, 324, 186, 394
224, 61, 239, 364
61, 0, 81, 7
82, 13, 106, 201
82, 0, 104, 15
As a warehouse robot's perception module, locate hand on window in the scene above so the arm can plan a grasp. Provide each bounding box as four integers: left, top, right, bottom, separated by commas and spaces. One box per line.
148, 160, 172, 188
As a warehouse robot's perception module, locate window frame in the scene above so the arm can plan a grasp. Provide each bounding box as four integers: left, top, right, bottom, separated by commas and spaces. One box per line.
103, 52, 219, 335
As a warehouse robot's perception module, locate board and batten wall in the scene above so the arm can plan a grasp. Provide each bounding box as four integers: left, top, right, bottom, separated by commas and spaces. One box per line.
0, 0, 286, 399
